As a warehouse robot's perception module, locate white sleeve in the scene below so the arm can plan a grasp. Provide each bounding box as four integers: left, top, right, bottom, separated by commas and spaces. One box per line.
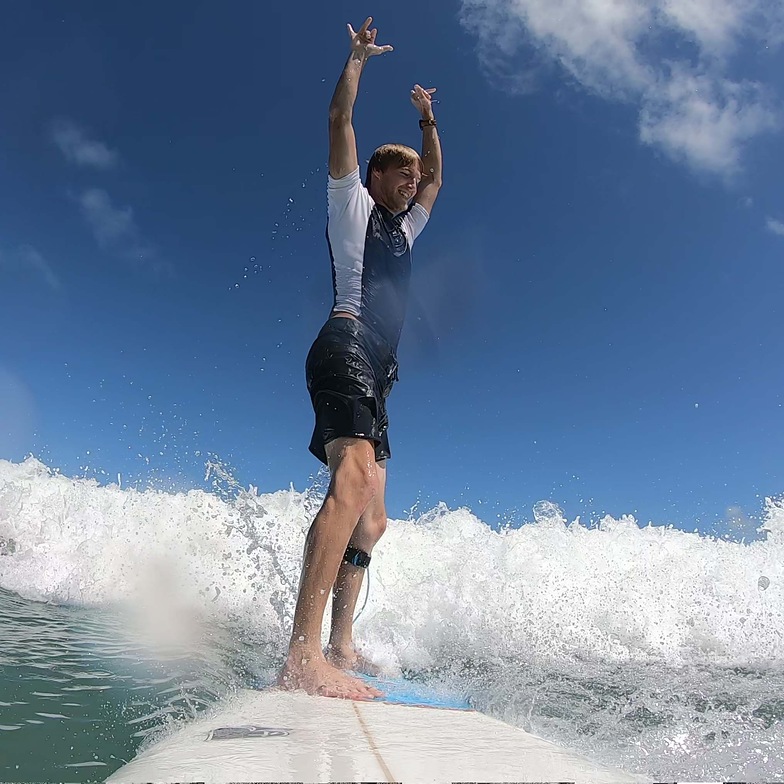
327, 167, 374, 220
401, 203, 430, 247
326, 168, 374, 318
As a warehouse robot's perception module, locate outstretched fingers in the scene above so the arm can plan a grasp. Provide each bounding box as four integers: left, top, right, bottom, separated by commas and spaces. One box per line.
347, 17, 393, 55
347, 17, 372, 41
411, 84, 438, 111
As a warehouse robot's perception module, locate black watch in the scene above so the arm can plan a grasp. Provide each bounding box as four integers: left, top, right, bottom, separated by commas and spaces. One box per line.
419, 118, 437, 129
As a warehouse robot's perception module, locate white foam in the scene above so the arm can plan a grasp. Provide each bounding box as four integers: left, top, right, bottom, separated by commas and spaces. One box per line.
1, 456, 783, 669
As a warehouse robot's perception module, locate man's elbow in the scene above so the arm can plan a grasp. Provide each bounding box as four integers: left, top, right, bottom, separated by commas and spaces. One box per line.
422, 164, 443, 190
329, 108, 352, 125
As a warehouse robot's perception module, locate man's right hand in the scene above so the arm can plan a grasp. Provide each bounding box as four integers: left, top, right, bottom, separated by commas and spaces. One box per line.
347, 17, 393, 58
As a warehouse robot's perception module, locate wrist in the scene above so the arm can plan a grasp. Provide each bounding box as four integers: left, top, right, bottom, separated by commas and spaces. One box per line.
349, 48, 369, 65
419, 117, 437, 129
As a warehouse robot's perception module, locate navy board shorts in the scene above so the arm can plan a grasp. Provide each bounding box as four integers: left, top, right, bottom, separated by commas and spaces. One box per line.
306, 316, 399, 465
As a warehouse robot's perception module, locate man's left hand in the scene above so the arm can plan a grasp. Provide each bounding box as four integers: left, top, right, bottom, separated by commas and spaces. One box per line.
410, 84, 437, 119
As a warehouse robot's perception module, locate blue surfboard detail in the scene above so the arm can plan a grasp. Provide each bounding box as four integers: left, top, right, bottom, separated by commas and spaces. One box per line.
355, 673, 472, 711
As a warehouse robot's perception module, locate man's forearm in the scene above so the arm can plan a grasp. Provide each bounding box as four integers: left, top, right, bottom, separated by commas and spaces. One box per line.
420, 124, 443, 187
329, 51, 367, 118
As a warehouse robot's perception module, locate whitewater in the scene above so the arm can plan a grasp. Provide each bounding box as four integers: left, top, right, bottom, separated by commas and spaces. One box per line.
1, 456, 784, 781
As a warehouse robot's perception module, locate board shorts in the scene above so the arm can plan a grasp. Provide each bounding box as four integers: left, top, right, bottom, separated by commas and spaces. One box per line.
306, 316, 399, 465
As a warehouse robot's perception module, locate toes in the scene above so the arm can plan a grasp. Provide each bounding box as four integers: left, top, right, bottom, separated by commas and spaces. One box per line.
319, 683, 375, 700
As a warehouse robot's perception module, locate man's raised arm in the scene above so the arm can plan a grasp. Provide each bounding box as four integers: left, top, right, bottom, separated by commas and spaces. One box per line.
329, 17, 393, 180
410, 84, 443, 214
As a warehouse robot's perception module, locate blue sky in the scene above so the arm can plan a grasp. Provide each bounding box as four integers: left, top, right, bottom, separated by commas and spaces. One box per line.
1, 0, 783, 536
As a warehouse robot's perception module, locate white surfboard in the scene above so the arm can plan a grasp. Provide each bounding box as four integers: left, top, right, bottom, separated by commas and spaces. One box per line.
106, 675, 649, 783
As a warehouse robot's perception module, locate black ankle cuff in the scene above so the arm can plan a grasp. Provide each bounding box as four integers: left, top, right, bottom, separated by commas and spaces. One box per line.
343, 546, 371, 569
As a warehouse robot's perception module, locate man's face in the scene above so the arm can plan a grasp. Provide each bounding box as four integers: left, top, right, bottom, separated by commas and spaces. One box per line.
378, 164, 421, 211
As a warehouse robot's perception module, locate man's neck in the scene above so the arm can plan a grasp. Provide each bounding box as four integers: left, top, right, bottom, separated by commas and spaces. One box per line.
369, 189, 405, 216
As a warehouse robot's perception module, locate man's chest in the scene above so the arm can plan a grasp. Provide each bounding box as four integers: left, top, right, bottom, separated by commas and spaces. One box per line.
367, 208, 409, 258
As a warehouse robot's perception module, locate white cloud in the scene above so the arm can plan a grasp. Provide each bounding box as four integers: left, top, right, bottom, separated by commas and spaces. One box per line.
459, 0, 783, 175
18, 246, 60, 289
640, 67, 778, 173
51, 119, 118, 170
78, 188, 138, 249
767, 217, 784, 237
76, 189, 164, 271
661, 0, 759, 54
0, 245, 59, 289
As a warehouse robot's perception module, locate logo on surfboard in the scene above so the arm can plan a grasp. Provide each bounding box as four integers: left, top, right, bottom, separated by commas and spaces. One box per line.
207, 725, 292, 740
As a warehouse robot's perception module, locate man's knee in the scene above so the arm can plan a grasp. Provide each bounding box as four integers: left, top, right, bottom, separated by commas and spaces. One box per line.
351, 508, 387, 553
369, 510, 387, 542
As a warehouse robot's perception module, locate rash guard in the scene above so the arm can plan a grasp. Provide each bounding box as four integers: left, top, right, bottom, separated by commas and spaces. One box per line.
326, 167, 429, 352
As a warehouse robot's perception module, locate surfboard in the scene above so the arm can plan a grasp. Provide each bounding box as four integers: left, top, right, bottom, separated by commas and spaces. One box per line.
105, 675, 649, 783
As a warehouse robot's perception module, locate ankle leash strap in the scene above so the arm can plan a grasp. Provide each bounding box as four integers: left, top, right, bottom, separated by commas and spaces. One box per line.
343, 546, 371, 569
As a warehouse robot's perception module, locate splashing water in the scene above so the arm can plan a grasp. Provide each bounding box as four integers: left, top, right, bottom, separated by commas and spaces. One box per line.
1, 456, 784, 780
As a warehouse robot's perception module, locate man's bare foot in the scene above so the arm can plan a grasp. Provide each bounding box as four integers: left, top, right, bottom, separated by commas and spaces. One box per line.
276, 647, 383, 700
326, 644, 385, 676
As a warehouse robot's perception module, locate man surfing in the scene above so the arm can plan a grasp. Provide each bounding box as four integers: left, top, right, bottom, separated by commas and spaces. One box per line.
277, 17, 443, 700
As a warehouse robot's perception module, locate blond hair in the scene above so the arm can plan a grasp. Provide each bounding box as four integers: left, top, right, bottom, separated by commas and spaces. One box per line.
365, 144, 423, 188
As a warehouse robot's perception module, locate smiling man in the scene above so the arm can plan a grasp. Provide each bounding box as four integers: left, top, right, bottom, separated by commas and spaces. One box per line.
277, 17, 443, 700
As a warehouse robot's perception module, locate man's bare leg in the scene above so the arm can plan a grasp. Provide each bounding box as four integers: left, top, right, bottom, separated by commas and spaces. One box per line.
277, 437, 383, 700
327, 460, 387, 675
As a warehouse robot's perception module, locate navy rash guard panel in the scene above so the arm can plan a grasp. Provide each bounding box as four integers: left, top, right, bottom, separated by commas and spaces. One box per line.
326, 167, 429, 352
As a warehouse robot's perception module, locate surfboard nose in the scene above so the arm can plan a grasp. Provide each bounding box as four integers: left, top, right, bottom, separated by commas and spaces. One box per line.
106, 684, 649, 784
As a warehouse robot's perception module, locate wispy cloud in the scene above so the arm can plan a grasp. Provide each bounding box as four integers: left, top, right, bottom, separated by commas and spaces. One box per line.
77, 188, 154, 259
78, 188, 139, 249
76, 189, 167, 272
460, 0, 782, 176
48, 122, 170, 274
767, 217, 784, 237
51, 118, 119, 170
0, 245, 59, 289
18, 246, 59, 289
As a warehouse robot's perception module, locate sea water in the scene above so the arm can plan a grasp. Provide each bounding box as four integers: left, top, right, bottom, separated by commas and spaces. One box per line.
1, 456, 783, 782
